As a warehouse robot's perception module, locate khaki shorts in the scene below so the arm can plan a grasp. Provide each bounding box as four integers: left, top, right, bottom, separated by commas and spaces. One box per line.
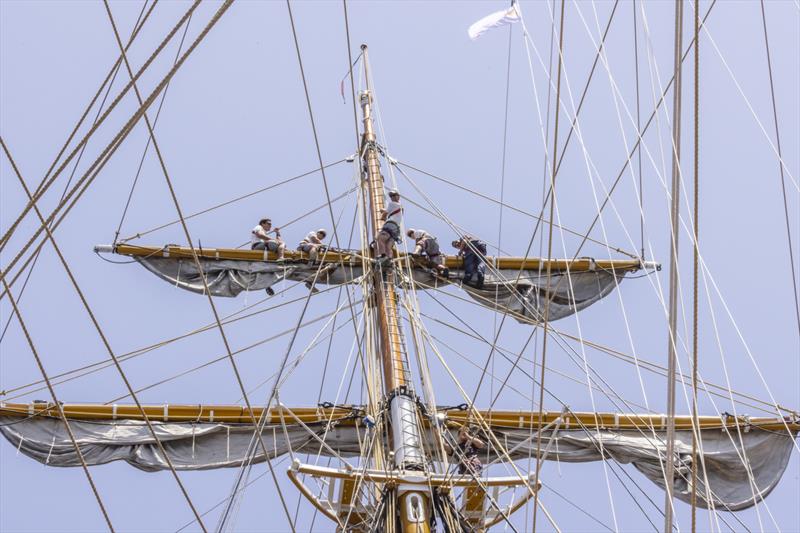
252, 241, 281, 252
380, 221, 401, 242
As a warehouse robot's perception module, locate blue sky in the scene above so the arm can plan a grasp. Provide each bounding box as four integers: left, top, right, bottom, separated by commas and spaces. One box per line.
1, 0, 798, 531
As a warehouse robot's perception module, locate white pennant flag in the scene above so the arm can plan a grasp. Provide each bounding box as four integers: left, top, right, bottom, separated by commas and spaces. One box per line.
467, 4, 520, 41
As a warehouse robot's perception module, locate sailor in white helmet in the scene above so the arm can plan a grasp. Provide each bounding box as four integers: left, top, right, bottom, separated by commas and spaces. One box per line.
375, 189, 403, 263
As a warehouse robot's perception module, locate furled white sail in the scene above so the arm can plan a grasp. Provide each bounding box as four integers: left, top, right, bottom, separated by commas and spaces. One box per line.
2, 413, 794, 511
0, 415, 360, 472
131, 255, 630, 323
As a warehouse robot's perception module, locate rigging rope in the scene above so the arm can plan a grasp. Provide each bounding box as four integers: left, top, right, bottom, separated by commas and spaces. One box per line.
3, 0, 158, 231
0, 275, 114, 531
0, 0, 153, 344
1, 283, 343, 401
0, 0, 201, 256
316, 200, 361, 404
519, 0, 621, 257
285, 0, 365, 420
396, 161, 635, 257
103, 2, 296, 529
664, 1, 685, 527
117, 160, 346, 244
422, 284, 755, 531
112, 10, 194, 244
342, 0, 361, 152
633, 0, 645, 260
0, 0, 210, 295
512, 15, 780, 524
691, 0, 701, 528
758, 0, 800, 338
225, 5, 370, 528
101, 3, 293, 532
492, 7, 514, 430
1, 135, 208, 530
532, 1, 565, 530
571, 6, 782, 526
524, 0, 717, 303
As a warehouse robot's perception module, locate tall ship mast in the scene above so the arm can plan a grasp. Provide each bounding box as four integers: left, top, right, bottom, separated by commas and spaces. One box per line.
1, 1, 798, 531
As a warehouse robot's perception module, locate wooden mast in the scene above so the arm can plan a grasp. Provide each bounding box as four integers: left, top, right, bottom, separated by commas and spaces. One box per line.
358, 44, 432, 533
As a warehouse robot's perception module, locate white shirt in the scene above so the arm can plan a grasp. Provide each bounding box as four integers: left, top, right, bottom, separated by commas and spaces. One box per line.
302, 231, 322, 245
251, 224, 269, 246
384, 200, 402, 224
410, 229, 430, 241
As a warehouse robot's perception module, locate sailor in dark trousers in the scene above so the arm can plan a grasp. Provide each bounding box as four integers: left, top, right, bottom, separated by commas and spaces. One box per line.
453, 235, 487, 289
444, 425, 485, 476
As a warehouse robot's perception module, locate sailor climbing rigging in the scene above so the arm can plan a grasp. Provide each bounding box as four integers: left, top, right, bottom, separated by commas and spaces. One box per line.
375, 189, 402, 263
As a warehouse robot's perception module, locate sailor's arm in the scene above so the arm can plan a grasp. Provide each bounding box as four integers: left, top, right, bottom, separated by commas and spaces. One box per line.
470, 435, 485, 449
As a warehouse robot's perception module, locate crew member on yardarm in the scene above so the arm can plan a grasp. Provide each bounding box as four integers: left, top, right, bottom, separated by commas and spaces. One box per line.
251, 217, 285, 296
453, 234, 487, 289
251, 218, 286, 259
445, 425, 485, 475
297, 228, 327, 265
406, 228, 448, 277
375, 189, 403, 263
298, 228, 327, 294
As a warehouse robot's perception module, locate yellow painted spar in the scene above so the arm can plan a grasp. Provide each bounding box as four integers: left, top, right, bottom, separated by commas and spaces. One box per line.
109, 243, 652, 273
2, 402, 796, 432
0, 402, 354, 424
444, 410, 800, 432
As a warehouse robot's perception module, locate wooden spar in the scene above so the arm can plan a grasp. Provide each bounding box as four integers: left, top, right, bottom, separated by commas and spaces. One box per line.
3, 402, 797, 432
101, 243, 658, 273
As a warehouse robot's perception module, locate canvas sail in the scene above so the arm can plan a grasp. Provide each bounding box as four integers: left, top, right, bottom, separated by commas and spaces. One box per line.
122, 250, 649, 323
2, 407, 795, 512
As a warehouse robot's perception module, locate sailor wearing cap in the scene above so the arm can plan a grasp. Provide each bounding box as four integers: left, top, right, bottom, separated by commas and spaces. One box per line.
375, 189, 403, 262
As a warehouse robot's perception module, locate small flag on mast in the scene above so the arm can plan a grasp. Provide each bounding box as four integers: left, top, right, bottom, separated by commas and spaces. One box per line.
467, 3, 520, 41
